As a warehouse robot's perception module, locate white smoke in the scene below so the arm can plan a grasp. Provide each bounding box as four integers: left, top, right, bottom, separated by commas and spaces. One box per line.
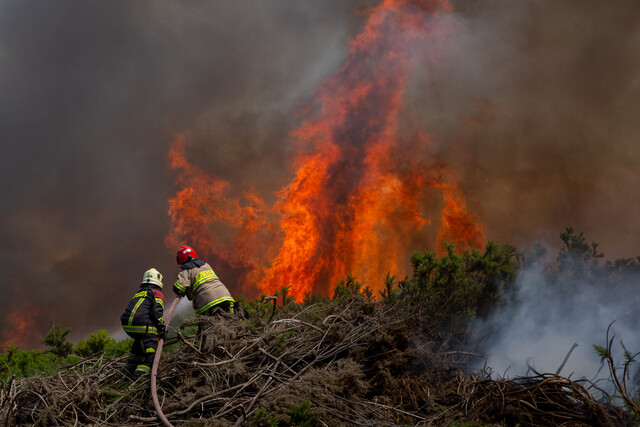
109, 296, 193, 343
476, 263, 640, 398
167, 297, 196, 330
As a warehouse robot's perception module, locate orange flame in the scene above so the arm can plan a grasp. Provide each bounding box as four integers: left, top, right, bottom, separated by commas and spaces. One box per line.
1, 300, 39, 352
166, 0, 485, 300
165, 136, 273, 289
435, 182, 486, 254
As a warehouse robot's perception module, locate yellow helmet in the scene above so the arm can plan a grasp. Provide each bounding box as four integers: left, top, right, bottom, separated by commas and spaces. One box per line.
141, 268, 163, 288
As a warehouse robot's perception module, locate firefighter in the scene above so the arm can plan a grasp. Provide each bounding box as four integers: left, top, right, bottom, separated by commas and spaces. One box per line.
120, 268, 166, 380
172, 245, 235, 316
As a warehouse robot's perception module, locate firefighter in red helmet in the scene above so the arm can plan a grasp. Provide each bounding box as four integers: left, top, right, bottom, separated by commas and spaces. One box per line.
120, 268, 167, 380
173, 246, 235, 316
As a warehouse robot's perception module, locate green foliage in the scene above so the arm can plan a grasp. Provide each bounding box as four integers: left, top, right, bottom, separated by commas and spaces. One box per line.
404, 241, 518, 326
621, 341, 635, 364
1, 323, 133, 381
522, 243, 547, 267
251, 401, 316, 427
5, 344, 18, 359
559, 226, 603, 260
333, 273, 361, 299
181, 325, 199, 335
74, 330, 115, 357
606, 256, 640, 275
361, 285, 374, 301
290, 399, 316, 426
274, 330, 296, 357
234, 295, 253, 318
302, 291, 329, 306
275, 285, 293, 306
42, 323, 73, 357
593, 344, 608, 363
103, 338, 131, 359
0, 347, 60, 380
253, 406, 278, 427
593, 324, 640, 414
101, 390, 123, 404
250, 294, 277, 319
379, 272, 398, 300
557, 226, 604, 277
531, 227, 640, 292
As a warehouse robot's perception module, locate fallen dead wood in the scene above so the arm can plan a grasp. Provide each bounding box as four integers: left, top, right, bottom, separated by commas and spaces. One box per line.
0, 296, 632, 426
467, 373, 626, 427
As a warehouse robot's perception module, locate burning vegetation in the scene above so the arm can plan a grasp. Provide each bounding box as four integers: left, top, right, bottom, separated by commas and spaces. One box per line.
1, 0, 639, 425
1, 229, 639, 426
165, 0, 485, 302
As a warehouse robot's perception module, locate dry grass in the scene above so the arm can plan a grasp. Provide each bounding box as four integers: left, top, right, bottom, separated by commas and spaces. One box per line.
0, 297, 631, 426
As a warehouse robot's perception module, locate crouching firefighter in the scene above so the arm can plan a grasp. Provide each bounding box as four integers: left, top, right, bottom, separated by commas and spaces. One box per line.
120, 268, 167, 380
173, 246, 236, 316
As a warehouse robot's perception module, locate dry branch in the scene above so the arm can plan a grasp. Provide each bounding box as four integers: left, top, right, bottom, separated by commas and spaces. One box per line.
0, 297, 631, 426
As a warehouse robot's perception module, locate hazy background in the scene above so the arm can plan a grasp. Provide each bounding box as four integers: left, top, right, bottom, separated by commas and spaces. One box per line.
473, 263, 640, 395
1, 0, 638, 350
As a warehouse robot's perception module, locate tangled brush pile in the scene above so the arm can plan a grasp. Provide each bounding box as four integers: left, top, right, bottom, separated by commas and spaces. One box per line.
0, 296, 630, 426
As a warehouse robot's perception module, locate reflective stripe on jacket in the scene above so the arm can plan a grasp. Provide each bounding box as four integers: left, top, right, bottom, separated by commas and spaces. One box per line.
173, 262, 234, 314
120, 285, 165, 336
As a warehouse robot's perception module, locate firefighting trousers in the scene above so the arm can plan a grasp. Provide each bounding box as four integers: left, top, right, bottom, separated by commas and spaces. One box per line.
125, 332, 158, 379
202, 300, 235, 316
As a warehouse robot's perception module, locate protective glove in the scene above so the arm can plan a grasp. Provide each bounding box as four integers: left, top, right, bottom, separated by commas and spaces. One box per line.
157, 322, 166, 339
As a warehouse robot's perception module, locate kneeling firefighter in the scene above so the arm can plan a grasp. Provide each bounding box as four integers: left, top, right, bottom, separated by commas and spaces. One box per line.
120, 268, 167, 380
172, 246, 235, 316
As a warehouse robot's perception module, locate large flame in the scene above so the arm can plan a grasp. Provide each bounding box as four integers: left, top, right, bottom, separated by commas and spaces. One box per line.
166, 0, 485, 300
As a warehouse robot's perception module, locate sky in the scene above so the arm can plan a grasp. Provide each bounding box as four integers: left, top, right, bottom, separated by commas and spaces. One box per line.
1, 0, 639, 349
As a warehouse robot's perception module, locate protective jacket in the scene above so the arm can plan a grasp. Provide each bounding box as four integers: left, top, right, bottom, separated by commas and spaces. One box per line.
120, 285, 165, 336
173, 260, 234, 314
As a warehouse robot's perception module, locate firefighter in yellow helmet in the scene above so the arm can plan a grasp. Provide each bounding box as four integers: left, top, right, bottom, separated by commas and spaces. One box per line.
173, 246, 235, 316
120, 268, 166, 380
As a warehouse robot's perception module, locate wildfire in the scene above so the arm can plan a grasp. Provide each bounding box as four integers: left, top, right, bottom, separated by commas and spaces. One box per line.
435, 182, 486, 254
166, 0, 485, 300
0, 300, 39, 352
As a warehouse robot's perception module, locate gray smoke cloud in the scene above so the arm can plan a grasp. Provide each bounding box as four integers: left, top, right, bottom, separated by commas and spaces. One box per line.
414, 0, 640, 258
475, 263, 640, 399
441, 0, 640, 395
0, 0, 370, 347
1, 0, 639, 350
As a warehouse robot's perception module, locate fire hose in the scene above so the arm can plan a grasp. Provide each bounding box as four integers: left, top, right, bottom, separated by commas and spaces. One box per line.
151, 296, 182, 427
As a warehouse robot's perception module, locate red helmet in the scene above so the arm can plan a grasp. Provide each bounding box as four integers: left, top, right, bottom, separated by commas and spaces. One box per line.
176, 245, 198, 265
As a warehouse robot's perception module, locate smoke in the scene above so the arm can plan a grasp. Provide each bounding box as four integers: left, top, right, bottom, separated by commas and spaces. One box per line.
475, 262, 640, 396
0, 0, 370, 349
440, 0, 640, 388
1, 0, 639, 350
412, 0, 640, 258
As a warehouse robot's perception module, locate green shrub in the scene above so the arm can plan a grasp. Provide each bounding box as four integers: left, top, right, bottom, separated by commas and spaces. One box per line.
403, 242, 518, 333
275, 285, 294, 306
74, 330, 116, 357
42, 324, 73, 357
253, 406, 278, 427
290, 399, 315, 426
0, 346, 59, 380
333, 273, 361, 299
302, 292, 329, 306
